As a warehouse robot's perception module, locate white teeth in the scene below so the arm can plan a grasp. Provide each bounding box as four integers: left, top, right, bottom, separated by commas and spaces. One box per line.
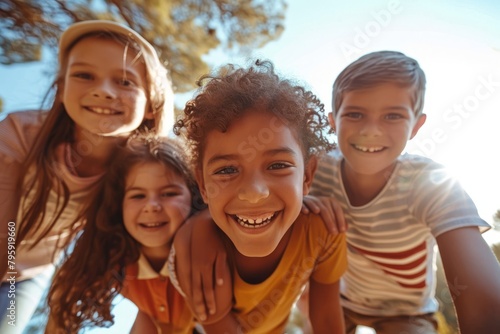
88, 107, 119, 115
235, 213, 275, 229
354, 145, 384, 153
140, 222, 165, 228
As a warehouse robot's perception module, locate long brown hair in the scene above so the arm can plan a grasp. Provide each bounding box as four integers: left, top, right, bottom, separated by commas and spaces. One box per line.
47, 134, 204, 332
16, 30, 174, 249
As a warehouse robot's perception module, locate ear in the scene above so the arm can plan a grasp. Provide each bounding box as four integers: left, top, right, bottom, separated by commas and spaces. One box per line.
303, 155, 318, 195
327, 112, 336, 133
410, 114, 427, 139
195, 169, 209, 204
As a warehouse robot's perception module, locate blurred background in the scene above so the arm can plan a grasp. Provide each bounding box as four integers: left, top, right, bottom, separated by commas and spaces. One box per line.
1, 0, 499, 333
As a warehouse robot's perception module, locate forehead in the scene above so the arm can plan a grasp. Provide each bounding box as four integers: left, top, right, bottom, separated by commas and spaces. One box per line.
126, 162, 181, 185
66, 35, 146, 72
341, 83, 413, 108
201, 110, 304, 164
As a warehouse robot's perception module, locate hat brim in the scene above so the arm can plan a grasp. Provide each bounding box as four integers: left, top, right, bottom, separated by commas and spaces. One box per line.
58, 20, 157, 64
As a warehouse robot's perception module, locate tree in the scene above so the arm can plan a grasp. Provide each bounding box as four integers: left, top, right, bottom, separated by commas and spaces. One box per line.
0, 0, 286, 93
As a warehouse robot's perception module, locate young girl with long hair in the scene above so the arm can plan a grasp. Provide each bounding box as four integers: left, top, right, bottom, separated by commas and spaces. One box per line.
0, 20, 173, 332
46, 133, 203, 334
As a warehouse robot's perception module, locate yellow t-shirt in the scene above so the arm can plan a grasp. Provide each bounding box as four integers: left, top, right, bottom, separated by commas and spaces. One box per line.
231, 213, 347, 334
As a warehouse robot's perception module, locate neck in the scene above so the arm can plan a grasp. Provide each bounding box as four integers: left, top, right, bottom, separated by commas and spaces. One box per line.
142, 245, 170, 273
341, 160, 396, 206
70, 129, 127, 177
234, 227, 292, 284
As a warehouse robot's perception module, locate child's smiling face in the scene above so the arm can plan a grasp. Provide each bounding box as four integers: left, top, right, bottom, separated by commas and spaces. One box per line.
332, 83, 426, 177
196, 109, 316, 257
122, 162, 192, 254
62, 36, 152, 138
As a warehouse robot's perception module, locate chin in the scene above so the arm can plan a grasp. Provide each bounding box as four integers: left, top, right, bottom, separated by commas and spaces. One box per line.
235, 243, 276, 258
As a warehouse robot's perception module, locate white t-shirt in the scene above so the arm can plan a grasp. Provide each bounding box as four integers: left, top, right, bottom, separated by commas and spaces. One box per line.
312, 148, 490, 316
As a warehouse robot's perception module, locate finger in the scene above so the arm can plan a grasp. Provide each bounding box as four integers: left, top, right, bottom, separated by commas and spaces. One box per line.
301, 203, 310, 214
331, 200, 347, 232
321, 204, 338, 234
202, 266, 217, 316
303, 197, 321, 214
191, 272, 207, 321
215, 252, 227, 287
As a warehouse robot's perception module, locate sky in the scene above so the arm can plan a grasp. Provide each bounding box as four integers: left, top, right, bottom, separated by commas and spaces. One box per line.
1, 0, 500, 332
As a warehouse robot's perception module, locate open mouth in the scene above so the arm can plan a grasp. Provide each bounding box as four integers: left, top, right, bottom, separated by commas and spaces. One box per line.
139, 221, 167, 229
353, 144, 385, 153
233, 212, 277, 229
85, 106, 123, 115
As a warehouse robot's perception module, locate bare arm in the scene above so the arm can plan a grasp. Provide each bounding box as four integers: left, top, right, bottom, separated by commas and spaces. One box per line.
130, 310, 159, 334
302, 195, 346, 234
171, 214, 233, 324
437, 226, 500, 333
308, 279, 345, 334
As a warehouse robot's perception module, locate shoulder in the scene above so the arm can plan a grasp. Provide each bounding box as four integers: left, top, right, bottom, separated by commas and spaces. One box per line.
294, 213, 346, 249
398, 153, 454, 187
0, 110, 47, 129
293, 214, 347, 282
0, 110, 48, 162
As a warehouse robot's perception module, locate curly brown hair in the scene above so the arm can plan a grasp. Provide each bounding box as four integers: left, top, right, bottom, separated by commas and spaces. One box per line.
173, 60, 335, 169
46, 133, 204, 333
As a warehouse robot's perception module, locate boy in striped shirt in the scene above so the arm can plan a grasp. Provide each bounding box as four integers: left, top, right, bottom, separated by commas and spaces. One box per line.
308, 50, 500, 334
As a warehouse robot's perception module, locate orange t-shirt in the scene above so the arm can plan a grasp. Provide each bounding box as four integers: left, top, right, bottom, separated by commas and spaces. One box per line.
122, 254, 195, 333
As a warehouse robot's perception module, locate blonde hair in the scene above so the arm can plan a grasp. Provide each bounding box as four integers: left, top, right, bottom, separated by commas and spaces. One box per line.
332, 51, 426, 117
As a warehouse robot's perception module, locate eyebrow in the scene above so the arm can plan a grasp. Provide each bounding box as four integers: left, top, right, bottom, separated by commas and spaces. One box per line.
343, 105, 410, 112
125, 183, 184, 192
68, 62, 141, 78
206, 147, 299, 167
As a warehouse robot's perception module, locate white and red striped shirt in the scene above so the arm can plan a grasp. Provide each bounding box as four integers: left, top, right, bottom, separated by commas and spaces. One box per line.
312, 149, 490, 316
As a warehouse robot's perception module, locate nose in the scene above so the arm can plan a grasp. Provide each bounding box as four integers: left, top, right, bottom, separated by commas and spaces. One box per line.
92, 80, 116, 100
360, 119, 382, 137
237, 171, 270, 203
144, 198, 162, 213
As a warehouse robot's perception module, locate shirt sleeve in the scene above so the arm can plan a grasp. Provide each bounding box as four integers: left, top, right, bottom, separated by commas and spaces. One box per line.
0, 111, 44, 225
308, 215, 348, 284
410, 160, 490, 237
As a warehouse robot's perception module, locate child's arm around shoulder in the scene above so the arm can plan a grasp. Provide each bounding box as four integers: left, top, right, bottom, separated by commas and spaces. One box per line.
170, 210, 232, 325
437, 226, 500, 333
302, 195, 346, 234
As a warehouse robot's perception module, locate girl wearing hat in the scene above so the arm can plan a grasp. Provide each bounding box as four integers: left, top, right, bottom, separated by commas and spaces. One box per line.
0, 20, 173, 333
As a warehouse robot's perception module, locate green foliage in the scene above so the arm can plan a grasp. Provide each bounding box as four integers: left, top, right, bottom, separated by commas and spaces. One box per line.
0, 0, 286, 93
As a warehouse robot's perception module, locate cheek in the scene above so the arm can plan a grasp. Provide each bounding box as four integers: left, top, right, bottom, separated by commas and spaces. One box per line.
123, 91, 148, 114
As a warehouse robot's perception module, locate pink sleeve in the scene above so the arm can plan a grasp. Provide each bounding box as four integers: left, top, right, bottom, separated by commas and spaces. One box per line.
0, 111, 46, 280
0, 110, 45, 224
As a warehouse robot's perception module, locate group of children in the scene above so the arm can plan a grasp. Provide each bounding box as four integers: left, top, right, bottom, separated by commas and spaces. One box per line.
1, 19, 499, 334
